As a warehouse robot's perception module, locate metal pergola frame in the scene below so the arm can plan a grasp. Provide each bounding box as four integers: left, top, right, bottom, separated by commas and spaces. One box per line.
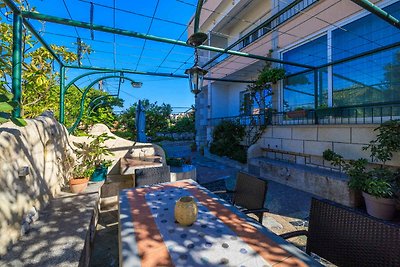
3, 0, 400, 130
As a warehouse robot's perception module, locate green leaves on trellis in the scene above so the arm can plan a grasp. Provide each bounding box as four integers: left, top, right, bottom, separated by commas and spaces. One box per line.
0, 91, 27, 127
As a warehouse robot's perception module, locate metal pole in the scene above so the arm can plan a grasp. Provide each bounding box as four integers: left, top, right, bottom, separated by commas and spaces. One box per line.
314, 69, 319, 125
64, 71, 116, 94
21, 11, 314, 69
64, 65, 254, 84
12, 13, 23, 118
2, 0, 64, 65
351, 0, 400, 30
59, 66, 65, 123
68, 75, 137, 133
194, 0, 204, 33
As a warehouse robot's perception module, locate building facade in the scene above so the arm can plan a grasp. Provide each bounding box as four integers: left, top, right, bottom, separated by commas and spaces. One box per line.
190, 0, 400, 205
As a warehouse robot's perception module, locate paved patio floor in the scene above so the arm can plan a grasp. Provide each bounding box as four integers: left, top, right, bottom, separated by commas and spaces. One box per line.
89, 142, 320, 266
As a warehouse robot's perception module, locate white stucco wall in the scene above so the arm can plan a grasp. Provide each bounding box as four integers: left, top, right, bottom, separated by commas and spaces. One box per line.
227, 83, 248, 116
210, 82, 249, 118
211, 83, 229, 118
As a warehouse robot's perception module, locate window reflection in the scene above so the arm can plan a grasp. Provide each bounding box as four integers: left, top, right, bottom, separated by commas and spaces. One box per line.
282, 1, 400, 112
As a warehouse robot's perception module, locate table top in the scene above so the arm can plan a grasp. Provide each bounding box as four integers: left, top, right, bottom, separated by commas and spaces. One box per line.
119, 180, 321, 267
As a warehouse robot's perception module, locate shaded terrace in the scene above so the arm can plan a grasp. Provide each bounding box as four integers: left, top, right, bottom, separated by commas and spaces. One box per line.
1, 0, 400, 266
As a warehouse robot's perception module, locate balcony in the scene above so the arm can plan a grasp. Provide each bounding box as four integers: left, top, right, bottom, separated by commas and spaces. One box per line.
208, 102, 400, 127
206, 0, 319, 69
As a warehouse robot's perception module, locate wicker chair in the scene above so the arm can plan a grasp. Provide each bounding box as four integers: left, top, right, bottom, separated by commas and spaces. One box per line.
134, 166, 171, 187
214, 171, 269, 224
280, 197, 400, 267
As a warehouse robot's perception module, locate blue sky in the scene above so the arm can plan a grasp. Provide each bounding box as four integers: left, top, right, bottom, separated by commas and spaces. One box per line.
24, 0, 199, 113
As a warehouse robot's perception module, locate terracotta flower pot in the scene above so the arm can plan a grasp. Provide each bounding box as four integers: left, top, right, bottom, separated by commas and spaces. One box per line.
362, 191, 396, 220
174, 196, 198, 226
287, 109, 307, 118
69, 178, 89, 193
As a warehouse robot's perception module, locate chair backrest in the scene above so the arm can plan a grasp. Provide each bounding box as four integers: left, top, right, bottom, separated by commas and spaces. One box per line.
135, 166, 171, 187
233, 171, 267, 210
307, 197, 400, 267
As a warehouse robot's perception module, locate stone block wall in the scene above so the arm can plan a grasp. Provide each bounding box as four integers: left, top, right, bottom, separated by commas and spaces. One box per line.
248, 124, 400, 207
0, 115, 72, 256
253, 124, 400, 168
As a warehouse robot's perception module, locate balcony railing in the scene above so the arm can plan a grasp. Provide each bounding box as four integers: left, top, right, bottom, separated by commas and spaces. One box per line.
208, 102, 400, 127
236, 0, 318, 51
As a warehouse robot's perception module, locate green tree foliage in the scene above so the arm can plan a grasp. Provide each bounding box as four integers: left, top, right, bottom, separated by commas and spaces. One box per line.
117, 99, 172, 139
0, 17, 78, 118
210, 120, 247, 163
169, 112, 195, 133
0, 3, 122, 129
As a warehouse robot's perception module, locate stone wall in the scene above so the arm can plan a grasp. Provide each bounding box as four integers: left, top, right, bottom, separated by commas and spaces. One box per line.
0, 115, 72, 256
252, 124, 400, 168
0, 117, 166, 256
155, 132, 195, 141
248, 124, 400, 207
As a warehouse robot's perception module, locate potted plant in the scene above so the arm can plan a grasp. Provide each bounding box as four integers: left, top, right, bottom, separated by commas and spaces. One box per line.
73, 133, 115, 183
287, 107, 307, 119
323, 120, 400, 220
69, 164, 91, 194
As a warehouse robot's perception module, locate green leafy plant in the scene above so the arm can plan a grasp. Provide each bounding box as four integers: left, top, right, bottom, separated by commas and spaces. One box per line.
250, 50, 286, 87
256, 67, 286, 85
240, 51, 280, 147
323, 120, 400, 198
73, 133, 115, 178
364, 169, 395, 198
0, 91, 27, 126
166, 157, 185, 167
210, 120, 247, 163
364, 119, 400, 163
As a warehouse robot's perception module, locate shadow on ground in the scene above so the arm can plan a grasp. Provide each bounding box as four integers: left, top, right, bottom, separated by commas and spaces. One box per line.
90, 209, 119, 267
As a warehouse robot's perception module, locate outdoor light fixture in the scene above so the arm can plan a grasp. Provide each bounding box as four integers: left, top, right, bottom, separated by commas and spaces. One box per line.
131, 81, 143, 88
185, 32, 208, 96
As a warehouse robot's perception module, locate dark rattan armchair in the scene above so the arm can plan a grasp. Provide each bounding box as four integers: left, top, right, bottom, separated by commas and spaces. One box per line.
214, 171, 269, 224
280, 197, 400, 267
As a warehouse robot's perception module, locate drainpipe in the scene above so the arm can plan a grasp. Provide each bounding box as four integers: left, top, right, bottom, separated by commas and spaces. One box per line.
12, 13, 23, 118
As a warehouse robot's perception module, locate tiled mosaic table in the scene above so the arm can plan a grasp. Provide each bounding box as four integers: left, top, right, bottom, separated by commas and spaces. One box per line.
119, 180, 321, 267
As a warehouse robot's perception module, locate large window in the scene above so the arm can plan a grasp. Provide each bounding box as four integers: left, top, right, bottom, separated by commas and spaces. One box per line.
333, 47, 400, 106
282, 1, 400, 111
332, 2, 400, 106
240, 87, 272, 115
282, 35, 327, 110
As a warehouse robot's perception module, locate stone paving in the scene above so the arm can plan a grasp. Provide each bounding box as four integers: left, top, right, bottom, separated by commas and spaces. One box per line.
89, 141, 319, 266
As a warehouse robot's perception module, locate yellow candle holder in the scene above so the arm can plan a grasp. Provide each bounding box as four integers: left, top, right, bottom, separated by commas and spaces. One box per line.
174, 196, 198, 226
